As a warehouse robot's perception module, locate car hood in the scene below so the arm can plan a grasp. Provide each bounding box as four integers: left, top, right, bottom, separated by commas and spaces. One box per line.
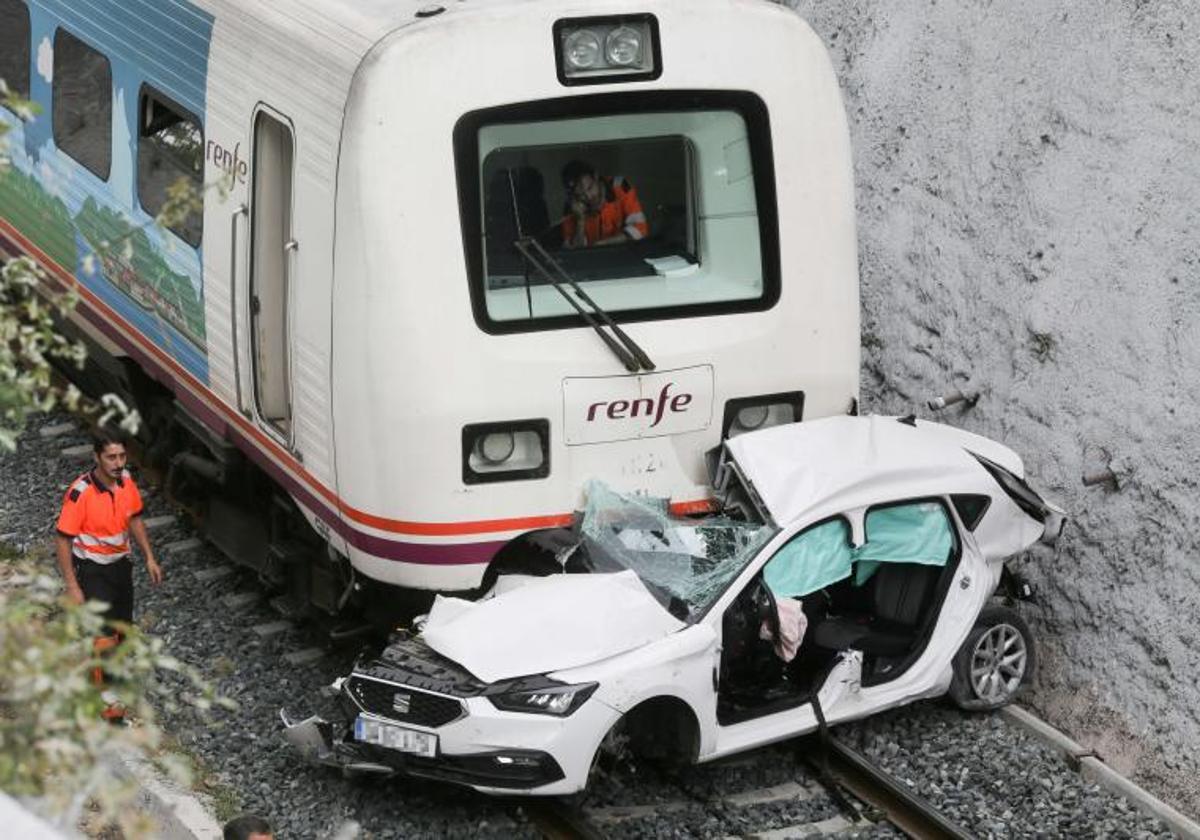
421, 570, 685, 683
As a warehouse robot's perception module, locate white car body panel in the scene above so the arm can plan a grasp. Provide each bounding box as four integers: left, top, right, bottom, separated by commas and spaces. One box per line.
557, 623, 722, 758
438, 693, 624, 796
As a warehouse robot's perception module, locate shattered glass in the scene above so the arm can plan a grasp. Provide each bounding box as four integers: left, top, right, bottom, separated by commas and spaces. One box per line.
579, 480, 776, 620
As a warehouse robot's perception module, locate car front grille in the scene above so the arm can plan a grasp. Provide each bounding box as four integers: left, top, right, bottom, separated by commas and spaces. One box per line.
347, 675, 465, 728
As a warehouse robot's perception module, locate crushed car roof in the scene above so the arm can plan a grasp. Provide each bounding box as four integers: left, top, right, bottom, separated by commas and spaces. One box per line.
725, 415, 1027, 528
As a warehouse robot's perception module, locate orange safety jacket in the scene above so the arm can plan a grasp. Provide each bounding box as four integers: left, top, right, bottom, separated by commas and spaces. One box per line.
562, 176, 649, 246
56, 470, 143, 564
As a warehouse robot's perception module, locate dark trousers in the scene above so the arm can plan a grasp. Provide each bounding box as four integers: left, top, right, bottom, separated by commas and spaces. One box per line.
73, 555, 134, 627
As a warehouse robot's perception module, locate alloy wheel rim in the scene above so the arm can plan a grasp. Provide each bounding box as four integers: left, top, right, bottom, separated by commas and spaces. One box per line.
969, 623, 1027, 703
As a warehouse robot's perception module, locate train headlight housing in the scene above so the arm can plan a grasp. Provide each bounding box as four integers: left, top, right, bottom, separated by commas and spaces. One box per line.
463, 420, 550, 484
722, 392, 805, 440
554, 15, 661, 86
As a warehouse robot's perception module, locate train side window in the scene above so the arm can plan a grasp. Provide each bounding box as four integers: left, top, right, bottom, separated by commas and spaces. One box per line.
138, 87, 203, 246
52, 29, 112, 181
0, 0, 31, 104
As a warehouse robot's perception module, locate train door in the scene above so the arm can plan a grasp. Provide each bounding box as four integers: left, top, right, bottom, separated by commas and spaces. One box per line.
248, 107, 295, 441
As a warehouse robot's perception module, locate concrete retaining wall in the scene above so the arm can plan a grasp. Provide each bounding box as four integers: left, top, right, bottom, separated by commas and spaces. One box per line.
785, 0, 1200, 816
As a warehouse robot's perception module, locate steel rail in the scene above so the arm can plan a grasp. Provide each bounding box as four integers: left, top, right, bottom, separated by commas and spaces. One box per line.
809, 734, 979, 840
521, 796, 608, 840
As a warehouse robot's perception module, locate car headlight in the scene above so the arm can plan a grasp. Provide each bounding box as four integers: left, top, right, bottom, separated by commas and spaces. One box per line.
488, 680, 598, 716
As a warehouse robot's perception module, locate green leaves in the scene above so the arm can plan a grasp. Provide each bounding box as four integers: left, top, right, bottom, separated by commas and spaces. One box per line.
0, 77, 227, 835
0, 257, 91, 449
0, 554, 232, 835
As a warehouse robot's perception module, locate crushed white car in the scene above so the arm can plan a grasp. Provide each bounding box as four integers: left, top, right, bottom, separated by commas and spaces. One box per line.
283, 415, 1064, 795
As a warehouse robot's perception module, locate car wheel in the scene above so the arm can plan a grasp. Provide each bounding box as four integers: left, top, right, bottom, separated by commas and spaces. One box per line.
948, 605, 1036, 711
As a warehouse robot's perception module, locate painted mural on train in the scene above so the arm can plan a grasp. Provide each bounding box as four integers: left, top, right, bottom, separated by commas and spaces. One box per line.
0, 0, 214, 382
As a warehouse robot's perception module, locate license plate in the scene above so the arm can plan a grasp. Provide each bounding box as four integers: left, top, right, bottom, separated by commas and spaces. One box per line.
354, 715, 437, 758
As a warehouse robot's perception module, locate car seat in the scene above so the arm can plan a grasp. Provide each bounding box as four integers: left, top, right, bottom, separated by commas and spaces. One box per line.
810, 563, 941, 656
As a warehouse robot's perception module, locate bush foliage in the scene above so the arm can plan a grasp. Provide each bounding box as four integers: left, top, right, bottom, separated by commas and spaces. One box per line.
1, 82, 228, 836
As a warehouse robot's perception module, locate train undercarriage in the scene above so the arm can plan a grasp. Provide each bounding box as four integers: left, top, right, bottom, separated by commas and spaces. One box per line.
52, 323, 433, 632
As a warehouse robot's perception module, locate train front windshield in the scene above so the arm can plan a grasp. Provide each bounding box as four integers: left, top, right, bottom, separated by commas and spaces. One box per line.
457, 93, 778, 330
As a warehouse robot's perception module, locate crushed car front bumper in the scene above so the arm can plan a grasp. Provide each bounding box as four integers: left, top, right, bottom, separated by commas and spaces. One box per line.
281, 709, 568, 788
280, 660, 620, 795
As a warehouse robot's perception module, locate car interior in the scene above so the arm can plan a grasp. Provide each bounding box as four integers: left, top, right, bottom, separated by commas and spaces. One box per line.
717, 499, 961, 726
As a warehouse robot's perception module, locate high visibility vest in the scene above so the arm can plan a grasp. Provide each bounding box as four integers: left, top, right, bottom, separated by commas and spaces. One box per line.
56, 470, 143, 564
562, 176, 649, 246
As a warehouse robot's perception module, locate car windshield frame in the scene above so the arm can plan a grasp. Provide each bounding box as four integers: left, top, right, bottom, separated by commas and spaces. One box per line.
453, 90, 781, 335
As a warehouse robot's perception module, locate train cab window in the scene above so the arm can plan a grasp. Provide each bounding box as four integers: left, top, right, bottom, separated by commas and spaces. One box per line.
138, 88, 204, 246
52, 29, 112, 181
457, 92, 778, 332
0, 0, 31, 105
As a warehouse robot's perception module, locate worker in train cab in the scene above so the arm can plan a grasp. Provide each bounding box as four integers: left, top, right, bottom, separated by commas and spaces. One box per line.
54, 427, 163, 722
561, 159, 650, 248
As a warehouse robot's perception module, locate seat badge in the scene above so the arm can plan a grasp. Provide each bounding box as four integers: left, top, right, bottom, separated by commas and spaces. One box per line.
392, 692, 411, 714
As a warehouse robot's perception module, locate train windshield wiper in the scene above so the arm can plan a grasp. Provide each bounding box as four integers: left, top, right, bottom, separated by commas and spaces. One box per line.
512, 237, 656, 374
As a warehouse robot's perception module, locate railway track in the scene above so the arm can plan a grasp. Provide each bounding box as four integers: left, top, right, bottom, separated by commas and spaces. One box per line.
810, 734, 975, 840
522, 732, 975, 840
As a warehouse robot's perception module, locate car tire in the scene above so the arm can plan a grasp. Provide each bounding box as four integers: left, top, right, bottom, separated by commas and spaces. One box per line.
948, 605, 1036, 711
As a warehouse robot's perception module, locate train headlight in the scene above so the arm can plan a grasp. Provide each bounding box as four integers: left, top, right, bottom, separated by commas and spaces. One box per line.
554, 15, 661, 86
475, 431, 516, 465
463, 420, 551, 484
564, 29, 603, 70
605, 26, 642, 66
721, 392, 805, 440
733, 405, 770, 431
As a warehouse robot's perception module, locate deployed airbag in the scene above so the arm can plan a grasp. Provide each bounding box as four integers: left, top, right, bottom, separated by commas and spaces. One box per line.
763, 519, 853, 598
763, 502, 954, 597
854, 501, 954, 585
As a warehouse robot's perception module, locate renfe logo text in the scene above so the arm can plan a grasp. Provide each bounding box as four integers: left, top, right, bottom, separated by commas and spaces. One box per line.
586, 382, 693, 428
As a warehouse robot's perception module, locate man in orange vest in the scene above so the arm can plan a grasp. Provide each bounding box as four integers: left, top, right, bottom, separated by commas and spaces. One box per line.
561, 159, 650, 248
54, 428, 162, 721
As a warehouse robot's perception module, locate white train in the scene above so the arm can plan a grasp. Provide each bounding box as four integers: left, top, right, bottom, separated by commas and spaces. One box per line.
0, 0, 859, 612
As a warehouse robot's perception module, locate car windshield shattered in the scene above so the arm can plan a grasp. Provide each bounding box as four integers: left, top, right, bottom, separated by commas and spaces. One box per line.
579, 480, 776, 621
